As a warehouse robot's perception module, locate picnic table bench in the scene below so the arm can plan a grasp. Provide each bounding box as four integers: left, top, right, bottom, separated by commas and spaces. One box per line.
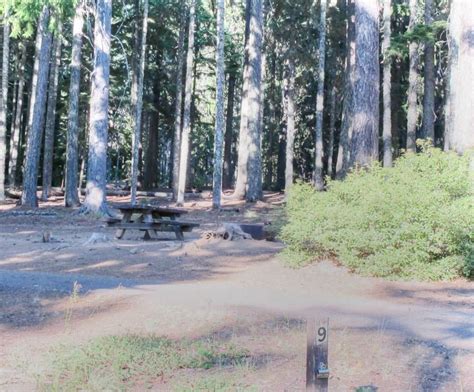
106, 204, 199, 241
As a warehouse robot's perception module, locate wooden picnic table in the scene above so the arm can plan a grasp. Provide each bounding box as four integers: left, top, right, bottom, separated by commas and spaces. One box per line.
106, 204, 199, 241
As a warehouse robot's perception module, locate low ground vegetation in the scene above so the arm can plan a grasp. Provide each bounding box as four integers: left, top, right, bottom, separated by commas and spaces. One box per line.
37, 335, 252, 391
281, 147, 474, 281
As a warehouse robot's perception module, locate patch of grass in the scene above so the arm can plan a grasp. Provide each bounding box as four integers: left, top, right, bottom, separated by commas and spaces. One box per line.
280, 145, 474, 281
173, 374, 258, 392
37, 335, 251, 391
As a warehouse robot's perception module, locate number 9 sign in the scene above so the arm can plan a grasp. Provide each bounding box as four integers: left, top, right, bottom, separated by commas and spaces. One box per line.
317, 326, 327, 344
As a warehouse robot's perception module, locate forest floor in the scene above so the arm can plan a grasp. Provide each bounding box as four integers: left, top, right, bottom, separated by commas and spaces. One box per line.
0, 193, 473, 391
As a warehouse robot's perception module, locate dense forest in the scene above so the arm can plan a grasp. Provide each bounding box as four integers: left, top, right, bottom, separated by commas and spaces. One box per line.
0, 0, 472, 213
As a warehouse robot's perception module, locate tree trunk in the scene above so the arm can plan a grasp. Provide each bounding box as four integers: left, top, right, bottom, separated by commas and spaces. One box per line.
0, 10, 10, 200
444, 0, 474, 154
406, 0, 419, 152
144, 77, 160, 189
336, 0, 355, 178
8, 41, 26, 187
20, 6, 53, 207
327, 86, 337, 178
244, 0, 264, 202
172, 5, 186, 199
233, 0, 252, 199
382, 0, 393, 167
421, 0, 435, 143
284, 56, 296, 194
314, 0, 327, 191
176, 0, 196, 206
65, 0, 85, 207
41, 23, 63, 201
349, 0, 380, 167
276, 132, 286, 191
84, 0, 112, 214
223, 73, 236, 189
212, 0, 225, 209
130, 0, 149, 205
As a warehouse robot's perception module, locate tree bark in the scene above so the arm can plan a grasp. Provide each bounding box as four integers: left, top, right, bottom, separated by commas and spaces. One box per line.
172, 5, 187, 199
0, 10, 10, 200
421, 0, 435, 143
8, 41, 26, 187
349, 0, 380, 168
444, 0, 474, 154
284, 56, 296, 194
20, 6, 53, 207
130, 0, 149, 205
244, 0, 264, 202
223, 73, 236, 189
233, 0, 252, 199
327, 86, 337, 178
41, 23, 63, 201
65, 0, 85, 207
84, 0, 112, 214
212, 0, 225, 209
144, 76, 160, 189
406, 0, 419, 152
382, 0, 393, 167
336, 0, 355, 178
176, 0, 196, 206
314, 0, 327, 191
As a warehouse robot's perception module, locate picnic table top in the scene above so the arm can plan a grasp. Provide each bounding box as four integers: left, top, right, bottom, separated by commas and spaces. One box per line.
116, 204, 188, 215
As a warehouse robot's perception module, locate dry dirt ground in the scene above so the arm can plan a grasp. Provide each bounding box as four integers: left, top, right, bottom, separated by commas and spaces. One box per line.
0, 193, 473, 391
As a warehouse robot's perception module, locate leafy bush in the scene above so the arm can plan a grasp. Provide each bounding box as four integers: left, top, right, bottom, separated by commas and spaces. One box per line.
280, 147, 474, 281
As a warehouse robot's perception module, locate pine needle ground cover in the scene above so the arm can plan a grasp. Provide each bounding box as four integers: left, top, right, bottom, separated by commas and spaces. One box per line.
281, 148, 474, 281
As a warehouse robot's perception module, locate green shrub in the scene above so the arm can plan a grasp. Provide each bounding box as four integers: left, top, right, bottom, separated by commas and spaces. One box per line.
280, 146, 474, 281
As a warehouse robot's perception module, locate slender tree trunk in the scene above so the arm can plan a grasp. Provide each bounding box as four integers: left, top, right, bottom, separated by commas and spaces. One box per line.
8, 42, 26, 187
406, 0, 419, 152
421, 0, 435, 143
223, 73, 236, 189
212, 0, 225, 209
79, 150, 86, 191
444, 0, 474, 154
176, 0, 196, 206
276, 132, 286, 190
284, 57, 296, 194
233, 0, 252, 199
349, 0, 380, 167
245, 0, 264, 202
130, 0, 149, 204
0, 10, 10, 200
84, 0, 112, 214
336, 0, 355, 178
65, 1, 85, 207
314, 0, 327, 191
382, 0, 393, 167
41, 23, 63, 201
264, 47, 277, 188
172, 6, 186, 199
144, 76, 160, 189
327, 86, 337, 178
20, 7, 53, 207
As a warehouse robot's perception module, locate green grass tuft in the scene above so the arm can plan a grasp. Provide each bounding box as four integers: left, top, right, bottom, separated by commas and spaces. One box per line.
37, 335, 250, 391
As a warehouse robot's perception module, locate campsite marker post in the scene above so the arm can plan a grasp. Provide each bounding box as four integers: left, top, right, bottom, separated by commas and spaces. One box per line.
306, 318, 329, 391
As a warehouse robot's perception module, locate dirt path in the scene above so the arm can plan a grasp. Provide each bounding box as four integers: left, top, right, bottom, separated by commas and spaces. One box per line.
0, 198, 473, 391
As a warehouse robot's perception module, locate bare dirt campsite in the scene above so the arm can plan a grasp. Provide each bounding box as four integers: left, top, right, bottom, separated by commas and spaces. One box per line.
1, 0, 473, 390
0, 194, 472, 391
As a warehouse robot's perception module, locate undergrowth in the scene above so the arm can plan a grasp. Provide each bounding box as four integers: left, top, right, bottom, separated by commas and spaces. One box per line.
37, 335, 251, 391
280, 146, 473, 281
